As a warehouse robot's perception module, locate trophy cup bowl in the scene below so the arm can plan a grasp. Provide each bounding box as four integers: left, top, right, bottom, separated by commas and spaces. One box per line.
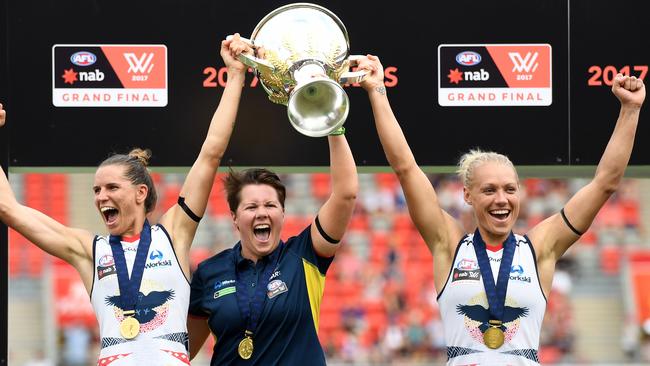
235, 3, 366, 137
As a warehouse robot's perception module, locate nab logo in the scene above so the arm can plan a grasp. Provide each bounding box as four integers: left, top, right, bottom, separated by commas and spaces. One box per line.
456, 51, 482, 66
79, 69, 105, 81
70, 51, 96, 66
447, 68, 490, 84
509, 52, 539, 73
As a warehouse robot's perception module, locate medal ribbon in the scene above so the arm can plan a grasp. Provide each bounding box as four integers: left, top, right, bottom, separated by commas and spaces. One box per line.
472, 228, 516, 321
109, 220, 152, 313
234, 243, 283, 338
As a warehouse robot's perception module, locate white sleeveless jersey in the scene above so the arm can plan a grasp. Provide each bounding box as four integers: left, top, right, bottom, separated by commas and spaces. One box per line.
437, 233, 547, 366
90, 224, 191, 366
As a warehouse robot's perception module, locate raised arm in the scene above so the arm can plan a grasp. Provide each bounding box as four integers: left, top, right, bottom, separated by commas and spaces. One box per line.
310, 132, 358, 257
0, 103, 95, 290
530, 74, 645, 288
160, 35, 248, 262
358, 56, 464, 269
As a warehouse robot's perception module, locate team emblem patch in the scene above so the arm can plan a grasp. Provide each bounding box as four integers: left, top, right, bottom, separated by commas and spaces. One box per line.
267, 279, 288, 299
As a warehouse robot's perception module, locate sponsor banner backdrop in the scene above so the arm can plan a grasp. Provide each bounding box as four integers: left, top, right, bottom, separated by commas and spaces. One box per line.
438, 44, 552, 106
52, 45, 167, 107
4, 0, 648, 166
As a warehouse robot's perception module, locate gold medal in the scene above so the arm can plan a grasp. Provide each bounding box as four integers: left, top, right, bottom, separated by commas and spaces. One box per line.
238, 336, 254, 359
483, 320, 504, 349
120, 316, 140, 339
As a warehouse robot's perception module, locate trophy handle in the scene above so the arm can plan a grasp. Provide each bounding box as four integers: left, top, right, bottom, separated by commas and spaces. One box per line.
339, 55, 369, 84
225, 35, 275, 74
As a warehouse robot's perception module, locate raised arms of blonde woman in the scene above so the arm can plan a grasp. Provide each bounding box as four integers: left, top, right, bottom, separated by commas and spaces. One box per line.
358, 55, 464, 291
530, 74, 645, 294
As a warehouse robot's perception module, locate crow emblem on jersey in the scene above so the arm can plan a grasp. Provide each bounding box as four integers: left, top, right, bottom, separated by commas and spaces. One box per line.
106, 290, 175, 324
456, 303, 529, 346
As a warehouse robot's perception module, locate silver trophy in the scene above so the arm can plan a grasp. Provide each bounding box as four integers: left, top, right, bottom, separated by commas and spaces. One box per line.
234, 3, 367, 137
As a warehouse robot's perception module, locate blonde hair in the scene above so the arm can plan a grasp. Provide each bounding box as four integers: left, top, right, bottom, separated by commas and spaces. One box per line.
456, 148, 517, 188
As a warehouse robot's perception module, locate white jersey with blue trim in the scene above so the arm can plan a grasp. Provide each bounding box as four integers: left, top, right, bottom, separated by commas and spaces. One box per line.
90, 224, 191, 365
437, 233, 547, 366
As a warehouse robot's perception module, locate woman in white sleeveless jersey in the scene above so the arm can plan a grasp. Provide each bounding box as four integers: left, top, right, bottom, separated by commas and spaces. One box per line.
357, 54, 645, 365
0, 35, 251, 365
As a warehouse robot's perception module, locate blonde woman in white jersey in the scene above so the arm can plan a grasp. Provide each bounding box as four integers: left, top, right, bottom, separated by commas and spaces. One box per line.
0, 35, 251, 365
358, 54, 645, 365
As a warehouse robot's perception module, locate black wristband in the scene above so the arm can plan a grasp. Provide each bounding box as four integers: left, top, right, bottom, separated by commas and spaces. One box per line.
177, 196, 202, 223
560, 208, 583, 236
315, 215, 340, 244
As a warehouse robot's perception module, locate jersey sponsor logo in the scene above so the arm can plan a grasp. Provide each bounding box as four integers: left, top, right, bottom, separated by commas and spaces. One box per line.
452, 268, 481, 282
452, 258, 481, 282
149, 249, 164, 261
511, 264, 524, 275
97, 254, 116, 280
144, 249, 172, 269
145, 259, 173, 269
267, 279, 288, 299
510, 264, 531, 283
213, 286, 236, 299
214, 279, 236, 290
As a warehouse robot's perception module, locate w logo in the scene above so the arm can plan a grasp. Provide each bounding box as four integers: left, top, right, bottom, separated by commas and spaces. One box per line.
508, 52, 539, 73
124, 53, 155, 74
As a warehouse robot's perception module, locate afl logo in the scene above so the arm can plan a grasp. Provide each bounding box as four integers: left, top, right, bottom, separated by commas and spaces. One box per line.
70, 51, 97, 66
455, 51, 482, 66
98, 254, 114, 267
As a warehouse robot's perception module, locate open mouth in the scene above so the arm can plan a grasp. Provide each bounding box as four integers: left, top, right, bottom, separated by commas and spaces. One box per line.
253, 224, 271, 242
489, 209, 510, 221
101, 206, 119, 225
